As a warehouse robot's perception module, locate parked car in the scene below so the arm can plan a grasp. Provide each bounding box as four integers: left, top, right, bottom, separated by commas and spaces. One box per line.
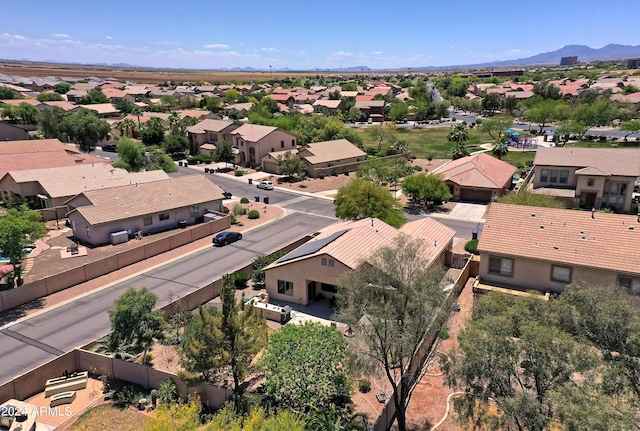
212, 231, 242, 246
256, 181, 274, 190
101, 144, 117, 152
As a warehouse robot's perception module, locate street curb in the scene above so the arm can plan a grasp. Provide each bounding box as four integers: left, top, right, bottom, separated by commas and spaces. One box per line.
428, 214, 486, 225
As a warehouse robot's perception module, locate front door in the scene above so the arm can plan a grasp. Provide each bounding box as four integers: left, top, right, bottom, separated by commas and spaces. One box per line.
582, 192, 597, 208
307, 281, 315, 302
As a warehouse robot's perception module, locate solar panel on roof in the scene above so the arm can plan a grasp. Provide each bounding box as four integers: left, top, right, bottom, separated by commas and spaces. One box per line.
275, 229, 351, 264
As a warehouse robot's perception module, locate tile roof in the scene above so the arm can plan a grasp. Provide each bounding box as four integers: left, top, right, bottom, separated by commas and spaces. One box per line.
69, 175, 224, 226
0, 99, 41, 107
611, 92, 640, 104
83, 103, 118, 115
179, 109, 210, 119
42, 101, 78, 111
533, 147, 640, 177
231, 124, 279, 142
225, 102, 254, 111
267, 217, 455, 270
0, 145, 109, 179
187, 118, 236, 134
0, 139, 68, 155
479, 203, 640, 275
4, 164, 169, 198
435, 153, 517, 189
299, 139, 366, 164
355, 100, 385, 109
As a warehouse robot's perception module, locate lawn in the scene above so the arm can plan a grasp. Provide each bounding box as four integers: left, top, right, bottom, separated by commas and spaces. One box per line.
68, 404, 149, 431
353, 126, 494, 159
500, 151, 536, 168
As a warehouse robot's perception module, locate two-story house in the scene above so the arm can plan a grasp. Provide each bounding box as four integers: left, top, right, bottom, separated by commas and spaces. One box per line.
230, 124, 297, 167
532, 147, 640, 213
312, 99, 345, 116
186, 119, 240, 156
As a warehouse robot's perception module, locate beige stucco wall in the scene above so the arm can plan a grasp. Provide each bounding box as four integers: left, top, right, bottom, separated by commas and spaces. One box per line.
478, 251, 622, 293
265, 254, 351, 305
70, 199, 222, 245
575, 174, 635, 212
234, 130, 297, 167
533, 165, 578, 189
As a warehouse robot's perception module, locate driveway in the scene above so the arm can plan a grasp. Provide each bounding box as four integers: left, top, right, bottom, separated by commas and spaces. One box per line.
448, 203, 487, 221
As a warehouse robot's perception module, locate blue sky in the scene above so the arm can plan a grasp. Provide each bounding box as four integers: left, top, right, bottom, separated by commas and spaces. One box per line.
2, 0, 639, 70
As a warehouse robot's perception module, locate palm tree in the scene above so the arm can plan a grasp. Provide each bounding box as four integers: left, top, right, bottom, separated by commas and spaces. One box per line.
131, 106, 142, 130
168, 111, 181, 130
492, 138, 509, 160
121, 118, 136, 138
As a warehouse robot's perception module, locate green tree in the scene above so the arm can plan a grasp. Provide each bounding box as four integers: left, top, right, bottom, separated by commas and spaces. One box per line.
181, 274, 267, 402
492, 137, 509, 160
13, 102, 40, 125
60, 108, 110, 153
357, 158, 411, 187
39, 107, 67, 140
36, 92, 64, 102
401, 173, 452, 206
115, 99, 136, 114
554, 120, 587, 145
147, 149, 178, 173
116, 137, 146, 172
532, 81, 562, 100
260, 322, 351, 413
80, 87, 109, 104
121, 118, 137, 138
346, 106, 366, 123
620, 119, 640, 141
215, 140, 235, 168
276, 151, 306, 178
481, 92, 502, 113
479, 115, 513, 141
334, 178, 407, 228
141, 117, 166, 147
293, 116, 362, 146
388, 101, 409, 121
0, 87, 21, 99
571, 100, 618, 133
108, 287, 165, 363
205, 404, 305, 431
0, 205, 46, 287
366, 123, 398, 151
53, 82, 71, 94
131, 106, 142, 130
160, 95, 179, 111
144, 399, 200, 431
337, 237, 447, 431
341, 81, 358, 91
524, 100, 567, 134
498, 190, 565, 208
163, 133, 189, 156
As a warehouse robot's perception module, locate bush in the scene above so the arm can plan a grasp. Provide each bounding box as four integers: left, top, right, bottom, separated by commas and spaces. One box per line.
411, 155, 417, 159
138, 352, 154, 366
247, 210, 260, 219
358, 379, 371, 393
255, 166, 262, 171
233, 204, 247, 216
474, 118, 482, 125
240, 197, 250, 204
331, 169, 339, 176
438, 330, 450, 340
157, 379, 177, 403
235, 169, 244, 176
343, 169, 350, 176
234, 272, 249, 289
413, 165, 423, 172
464, 239, 479, 254
230, 213, 237, 224
318, 173, 325, 179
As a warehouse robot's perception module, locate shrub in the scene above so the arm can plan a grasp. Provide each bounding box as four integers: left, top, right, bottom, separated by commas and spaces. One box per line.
474, 118, 482, 125
247, 210, 260, 219
331, 169, 339, 176
157, 379, 177, 403
318, 173, 325, 179
230, 213, 237, 224
233, 204, 247, 216
240, 197, 250, 204
413, 165, 423, 172
235, 169, 244, 176
221, 205, 230, 214
343, 169, 350, 176
464, 239, 479, 254
451, 117, 457, 122
138, 352, 154, 366
438, 330, 450, 340
358, 379, 371, 393
411, 154, 417, 159
255, 166, 263, 171
234, 272, 249, 289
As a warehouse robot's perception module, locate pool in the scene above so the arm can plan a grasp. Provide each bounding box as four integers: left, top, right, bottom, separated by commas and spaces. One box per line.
512, 178, 522, 184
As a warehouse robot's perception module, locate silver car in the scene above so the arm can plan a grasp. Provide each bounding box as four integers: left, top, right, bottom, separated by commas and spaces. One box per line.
257, 180, 274, 190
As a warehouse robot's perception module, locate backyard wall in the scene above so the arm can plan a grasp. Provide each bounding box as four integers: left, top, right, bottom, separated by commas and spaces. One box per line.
0, 215, 230, 313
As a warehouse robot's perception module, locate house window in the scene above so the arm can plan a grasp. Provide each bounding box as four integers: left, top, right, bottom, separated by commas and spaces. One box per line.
587, 178, 595, 186
271, 148, 275, 152
189, 205, 199, 218
551, 265, 572, 283
143, 216, 153, 226
209, 133, 218, 142
321, 258, 335, 267
277, 280, 294, 296
280, 140, 284, 148
618, 276, 640, 294
540, 169, 549, 182
488, 256, 513, 277
550, 170, 558, 183
603, 180, 628, 211
559, 170, 569, 184
159, 213, 170, 222
292, 139, 296, 147
249, 147, 256, 164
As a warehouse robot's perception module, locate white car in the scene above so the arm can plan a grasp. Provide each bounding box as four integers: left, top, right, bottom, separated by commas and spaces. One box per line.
256, 180, 274, 190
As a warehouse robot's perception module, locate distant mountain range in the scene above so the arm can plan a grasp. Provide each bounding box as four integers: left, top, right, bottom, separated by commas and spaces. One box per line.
9, 44, 640, 72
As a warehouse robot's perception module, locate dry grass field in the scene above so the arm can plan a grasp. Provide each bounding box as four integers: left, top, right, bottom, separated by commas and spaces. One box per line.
66, 404, 149, 431
0, 60, 338, 83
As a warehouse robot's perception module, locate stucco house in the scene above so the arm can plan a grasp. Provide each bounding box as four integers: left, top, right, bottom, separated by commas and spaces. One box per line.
297, 139, 367, 178
264, 217, 456, 305
531, 147, 640, 213
477, 203, 640, 294
231, 124, 297, 167
0, 164, 168, 209
434, 153, 517, 203
66, 175, 225, 245
223, 102, 254, 118
0, 121, 29, 141
355, 100, 386, 122
312, 99, 345, 116
186, 119, 239, 155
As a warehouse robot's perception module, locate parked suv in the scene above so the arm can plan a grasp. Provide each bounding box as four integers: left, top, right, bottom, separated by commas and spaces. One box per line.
257, 181, 274, 190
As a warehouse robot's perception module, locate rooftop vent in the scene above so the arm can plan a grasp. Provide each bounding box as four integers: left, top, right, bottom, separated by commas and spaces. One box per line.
553, 246, 559, 250
629, 226, 635, 231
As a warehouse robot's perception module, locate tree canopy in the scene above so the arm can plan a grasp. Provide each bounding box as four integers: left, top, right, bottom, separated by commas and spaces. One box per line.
337, 236, 447, 431
276, 151, 307, 178
215, 140, 236, 167
0, 205, 46, 286
260, 322, 352, 413
334, 178, 407, 228
58, 108, 110, 153
402, 173, 452, 207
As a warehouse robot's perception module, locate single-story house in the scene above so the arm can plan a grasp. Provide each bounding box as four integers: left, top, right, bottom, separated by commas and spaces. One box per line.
433, 152, 517, 203
223, 102, 254, 118
531, 147, 640, 213
82, 103, 119, 117
0, 164, 168, 209
0, 121, 29, 141
478, 203, 640, 294
66, 175, 225, 245
264, 217, 456, 305
297, 139, 367, 177
231, 124, 297, 167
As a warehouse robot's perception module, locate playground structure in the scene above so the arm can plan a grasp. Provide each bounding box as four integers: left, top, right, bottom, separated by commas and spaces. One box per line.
503, 129, 538, 149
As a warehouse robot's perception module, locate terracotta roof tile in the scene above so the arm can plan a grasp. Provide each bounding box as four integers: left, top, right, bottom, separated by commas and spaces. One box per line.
533, 147, 640, 177
299, 139, 365, 164
435, 153, 516, 188
480, 203, 640, 275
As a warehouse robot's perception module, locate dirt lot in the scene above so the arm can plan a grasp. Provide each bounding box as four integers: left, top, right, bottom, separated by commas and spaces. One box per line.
0, 61, 330, 84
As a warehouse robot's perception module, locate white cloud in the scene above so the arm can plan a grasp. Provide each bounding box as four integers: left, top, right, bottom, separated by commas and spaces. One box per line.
106, 35, 113, 40
332, 51, 352, 57
261, 47, 279, 52
52, 33, 71, 39
157, 41, 178, 45
371, 51, 382, 55
203, 43, 229, 49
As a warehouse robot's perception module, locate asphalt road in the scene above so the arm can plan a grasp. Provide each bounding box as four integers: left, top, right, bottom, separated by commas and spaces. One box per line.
0, 212, 334, 385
